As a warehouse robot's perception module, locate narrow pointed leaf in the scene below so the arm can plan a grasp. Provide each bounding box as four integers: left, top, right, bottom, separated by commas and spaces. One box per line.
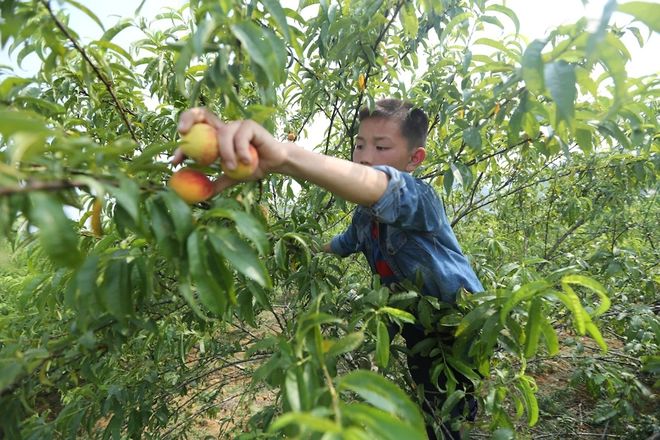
29, 192, 82, 268
208, 228, 271, 288
339, 370, 424, 430
561, 275, 610, 317
521, 39, 547, 94
523, 298, 543, 358
376, 321, 390, 369
544, 61, 576, 123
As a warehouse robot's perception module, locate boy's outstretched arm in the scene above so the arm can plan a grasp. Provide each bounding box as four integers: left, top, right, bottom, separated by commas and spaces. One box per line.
173, 108, 390, 207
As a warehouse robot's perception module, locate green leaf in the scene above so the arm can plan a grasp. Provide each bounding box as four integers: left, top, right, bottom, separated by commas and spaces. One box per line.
192, 19, 216, 57
269, 412, 341, 434
521, 39, 547, 95
92, 40, 134, 64
160, 190, 193, 245
0, 109, 53, 137
485, 4, 520, 35
399, 3, 419, 39
376, 321, 390, 369
554, 286, 586, 335
205, 208, 270, 254
456, 303, 495, 337
514, 376, 539, 426
463, 127, 482, 151
260, 0, 293, 44
178, 273, 211, 321
473, 38, 516, 59
439, 12, 472, 49
66, 0, 105, 31
208, 228, 271, 289
585, 321, 608, 352
298, 313, 342, 337
586, 0, 617, 64
575, 128, 593, 155
13, 96, 65, 114
106, 175, 140, 223
641, 356, 660, 374
618, 1, 660, 33
597, 43, 628, 102
284, 367, 302, 412
500, 280, 550, 324
538, 312, 559, 356
245, 335, 279, 359
507, 101, 524, 146
492, 427, 516, 440
147, 198, 179, 259
377, 306, 415, 324
326, 332, 365, 358
274, 238, 287, 271
343, 403, 426, 440
101, 19, 132, 42
544, 61, 576, 123
231, 21, 287, 86
339, 370, 424, 431
561, 275, 610, 317
0, 362, 24, 394
102, 258, 133, 327
523, 298, 543, 358
187, 230, 227, 317
451, 162, 474, 189
29, 192, 83, 268
442, 167, 454, 195
440, 390, 465, 417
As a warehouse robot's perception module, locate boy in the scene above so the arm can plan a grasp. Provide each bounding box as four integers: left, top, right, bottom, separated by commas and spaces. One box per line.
174, 99, 483, 439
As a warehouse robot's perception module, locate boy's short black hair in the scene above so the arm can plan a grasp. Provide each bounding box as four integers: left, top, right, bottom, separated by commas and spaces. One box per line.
358, 99, 429, 150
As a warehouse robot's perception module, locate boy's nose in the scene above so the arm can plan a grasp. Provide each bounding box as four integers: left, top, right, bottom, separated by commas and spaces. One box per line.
358, 150, 373, 166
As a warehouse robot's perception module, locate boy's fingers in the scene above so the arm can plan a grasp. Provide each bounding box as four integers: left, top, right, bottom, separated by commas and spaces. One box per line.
171, 148, 185, 166
232, 120, 259, 165
212, 174, 239, 195
178, 107, 225, 134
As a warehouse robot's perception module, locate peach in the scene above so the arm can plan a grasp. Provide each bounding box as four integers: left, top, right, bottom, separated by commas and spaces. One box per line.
180, 123, 219, 167
168, 168, 214, 204
221, 144, 259, 180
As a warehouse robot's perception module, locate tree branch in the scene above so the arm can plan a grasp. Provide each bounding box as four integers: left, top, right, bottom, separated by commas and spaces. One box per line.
42, 0, 139, 143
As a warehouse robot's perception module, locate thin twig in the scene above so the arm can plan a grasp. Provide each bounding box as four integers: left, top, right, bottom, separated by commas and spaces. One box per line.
42, 0, 138, 144
0, 179, 79, 196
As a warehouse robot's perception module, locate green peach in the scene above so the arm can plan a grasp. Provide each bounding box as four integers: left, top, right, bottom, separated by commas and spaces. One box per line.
180, 123, 219, 167
222, 144, 259, 180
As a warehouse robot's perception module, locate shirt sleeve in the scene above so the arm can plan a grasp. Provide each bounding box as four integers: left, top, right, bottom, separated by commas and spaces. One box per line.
329, 211, 363, 257
368, 165, 443, 233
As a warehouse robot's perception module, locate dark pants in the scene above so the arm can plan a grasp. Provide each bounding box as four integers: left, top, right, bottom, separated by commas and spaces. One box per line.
401, 324, 478, 440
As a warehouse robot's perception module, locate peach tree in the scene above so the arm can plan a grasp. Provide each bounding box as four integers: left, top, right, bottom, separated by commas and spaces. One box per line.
1, 0, 659, 438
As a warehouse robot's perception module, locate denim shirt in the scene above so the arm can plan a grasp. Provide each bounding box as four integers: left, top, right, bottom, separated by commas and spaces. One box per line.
330, 165, 483, 303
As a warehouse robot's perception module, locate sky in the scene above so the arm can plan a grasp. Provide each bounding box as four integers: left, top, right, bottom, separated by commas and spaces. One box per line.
3, 0, 658, 75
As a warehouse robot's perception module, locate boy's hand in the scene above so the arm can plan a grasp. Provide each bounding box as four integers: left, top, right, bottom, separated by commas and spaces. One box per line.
172, 107, 288, 194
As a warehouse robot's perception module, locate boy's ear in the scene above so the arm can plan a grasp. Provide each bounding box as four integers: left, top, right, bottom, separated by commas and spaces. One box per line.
405, 147, 426, 172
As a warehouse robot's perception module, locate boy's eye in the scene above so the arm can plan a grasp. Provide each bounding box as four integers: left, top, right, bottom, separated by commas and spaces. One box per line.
355, 144, 364, 150
376, 146, 388, 151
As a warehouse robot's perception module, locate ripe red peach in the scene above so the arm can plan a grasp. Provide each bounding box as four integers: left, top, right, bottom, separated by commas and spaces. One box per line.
168, 168, 214, 204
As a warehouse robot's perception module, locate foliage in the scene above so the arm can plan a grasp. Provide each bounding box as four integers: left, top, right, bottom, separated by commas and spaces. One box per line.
0, 0, 659, 438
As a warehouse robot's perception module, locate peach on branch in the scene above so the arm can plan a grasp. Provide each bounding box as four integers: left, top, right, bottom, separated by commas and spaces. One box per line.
180, 123, 219, 167
221, 144, 259, 180
168, 168, 214, 204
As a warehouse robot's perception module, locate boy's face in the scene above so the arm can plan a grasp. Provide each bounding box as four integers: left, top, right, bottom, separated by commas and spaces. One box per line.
354, 116, 423, 172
